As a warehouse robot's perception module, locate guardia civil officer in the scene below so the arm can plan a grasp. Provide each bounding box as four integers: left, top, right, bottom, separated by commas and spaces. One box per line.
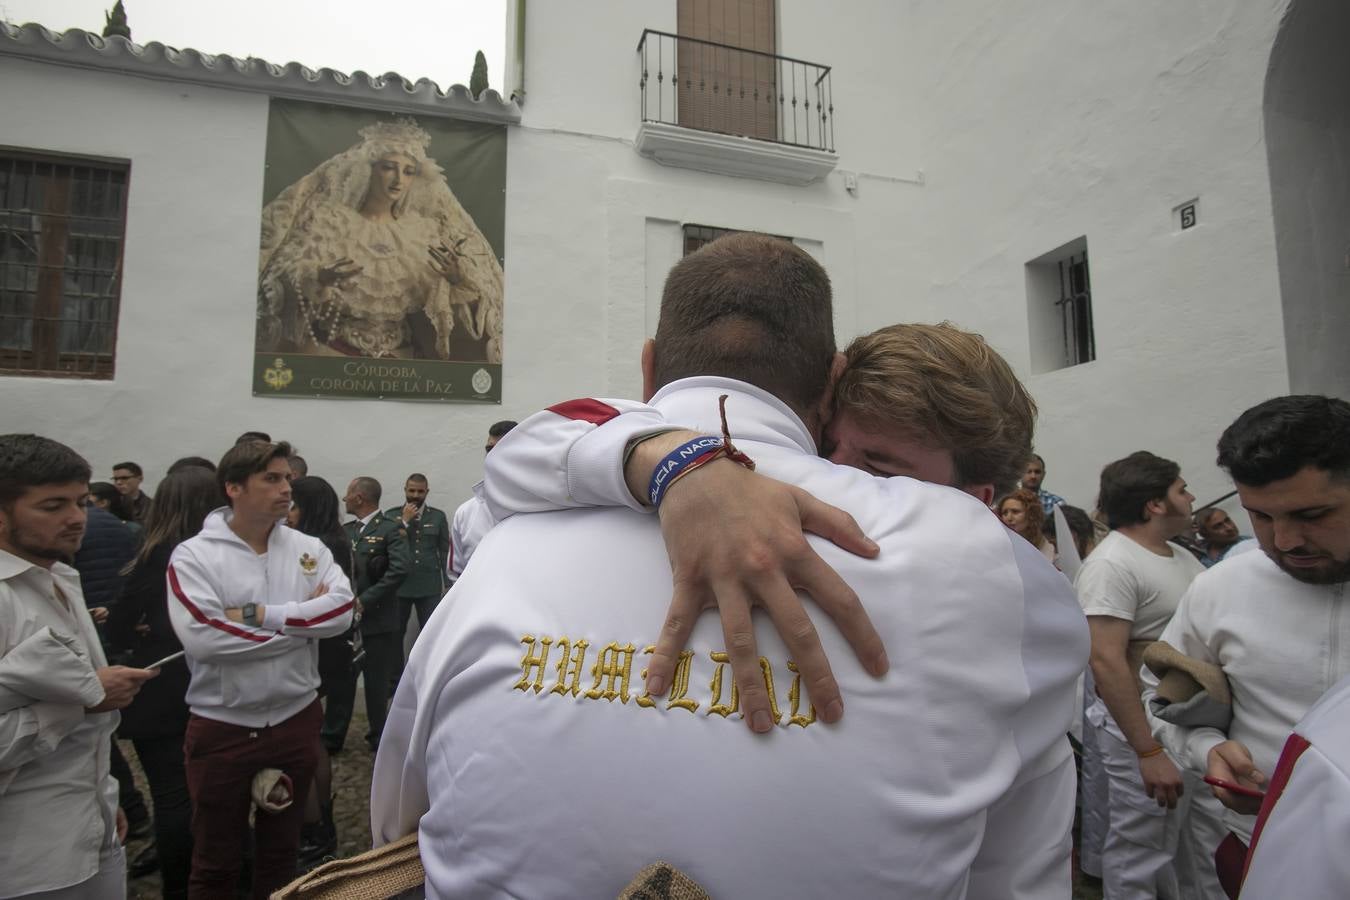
320, 477, 408, 753
385, 473, 450, 637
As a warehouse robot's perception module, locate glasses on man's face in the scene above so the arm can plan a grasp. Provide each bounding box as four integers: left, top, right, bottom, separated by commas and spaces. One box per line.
111, 476, 134, 482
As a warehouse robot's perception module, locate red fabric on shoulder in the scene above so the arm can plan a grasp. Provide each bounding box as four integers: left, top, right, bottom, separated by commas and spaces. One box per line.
1239, 731, 1313, 891
546, 399, 620, 425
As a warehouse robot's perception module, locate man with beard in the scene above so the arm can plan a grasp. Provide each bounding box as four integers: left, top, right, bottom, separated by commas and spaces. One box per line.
1075, 451, 1213, 899
386, 474, 449, 637
1141, 395, 1350, 885
0, 434, 156, 898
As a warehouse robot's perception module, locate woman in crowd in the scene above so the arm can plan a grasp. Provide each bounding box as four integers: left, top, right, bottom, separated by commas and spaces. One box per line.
998, 488, 1056, 562
286, 476, 354, 869
106, 465, 223, 900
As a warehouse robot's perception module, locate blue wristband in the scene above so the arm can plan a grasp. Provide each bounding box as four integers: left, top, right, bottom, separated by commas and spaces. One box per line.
647, 436, 725, 507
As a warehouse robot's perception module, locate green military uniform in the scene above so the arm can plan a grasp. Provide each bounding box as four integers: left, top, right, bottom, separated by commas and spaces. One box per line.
320, 511, 409, 752
384, 503, 451, 634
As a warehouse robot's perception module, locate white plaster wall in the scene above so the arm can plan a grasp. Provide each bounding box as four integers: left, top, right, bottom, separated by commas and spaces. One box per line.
905, 0, 1294, 509
0, 57, 513, 508
6, 0, 1307, 521
1264, 0, 1350, 398
501, 0, 925, 411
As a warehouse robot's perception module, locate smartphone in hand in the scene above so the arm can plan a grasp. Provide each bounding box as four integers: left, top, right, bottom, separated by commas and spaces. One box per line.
1203, 775, 1266, 800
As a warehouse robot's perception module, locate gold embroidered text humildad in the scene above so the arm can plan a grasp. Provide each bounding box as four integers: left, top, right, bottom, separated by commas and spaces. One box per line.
513, 634, 818, 728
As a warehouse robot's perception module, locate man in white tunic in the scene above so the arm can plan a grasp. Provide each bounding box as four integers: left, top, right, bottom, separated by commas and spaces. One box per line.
1075, 450, 1215, 899
373, 233, 1089, 898
0, 434, 156, 899
1140, 395, 1350, 891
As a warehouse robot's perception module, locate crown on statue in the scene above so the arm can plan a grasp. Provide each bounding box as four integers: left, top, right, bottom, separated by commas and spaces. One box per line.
359, 118, 433, 158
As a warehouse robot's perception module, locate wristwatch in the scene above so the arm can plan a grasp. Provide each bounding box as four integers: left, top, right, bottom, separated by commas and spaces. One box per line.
241, 602, 260, 627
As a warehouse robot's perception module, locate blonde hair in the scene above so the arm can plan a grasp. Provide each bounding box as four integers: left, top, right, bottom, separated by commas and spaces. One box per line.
833, 322, 1036, 495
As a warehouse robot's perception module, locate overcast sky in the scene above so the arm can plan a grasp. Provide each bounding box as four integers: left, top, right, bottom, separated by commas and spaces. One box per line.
0, 0, 506, 92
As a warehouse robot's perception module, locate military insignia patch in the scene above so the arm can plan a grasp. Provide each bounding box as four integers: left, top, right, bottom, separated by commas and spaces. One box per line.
299, 553, 318, 574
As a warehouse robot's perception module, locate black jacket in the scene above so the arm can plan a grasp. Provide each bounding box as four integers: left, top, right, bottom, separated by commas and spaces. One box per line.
73, 506, 137, 610
106, 543, 191, 740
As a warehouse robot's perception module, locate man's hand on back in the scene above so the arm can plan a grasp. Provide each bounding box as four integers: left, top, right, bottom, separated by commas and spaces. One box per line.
626, 431, 888, 734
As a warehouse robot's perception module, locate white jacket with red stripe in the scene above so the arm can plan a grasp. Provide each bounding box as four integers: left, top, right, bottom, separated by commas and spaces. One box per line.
168, 508, 355, 727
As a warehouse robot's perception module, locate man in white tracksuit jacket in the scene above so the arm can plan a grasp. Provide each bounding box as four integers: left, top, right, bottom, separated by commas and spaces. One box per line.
169, 439, 353, 899
372, 233, 1088, 898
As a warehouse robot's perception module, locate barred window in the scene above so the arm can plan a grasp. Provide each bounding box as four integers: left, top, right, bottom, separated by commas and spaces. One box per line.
682, 223, 792, 256
1026, 237, 1096, 373
0, 149, 128, 378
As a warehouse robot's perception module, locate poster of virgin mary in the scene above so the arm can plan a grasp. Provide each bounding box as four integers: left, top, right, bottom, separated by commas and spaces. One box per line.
252, 99, 505, 402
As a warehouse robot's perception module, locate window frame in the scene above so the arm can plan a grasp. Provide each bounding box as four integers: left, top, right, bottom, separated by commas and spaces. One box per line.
0, 146, 129, 380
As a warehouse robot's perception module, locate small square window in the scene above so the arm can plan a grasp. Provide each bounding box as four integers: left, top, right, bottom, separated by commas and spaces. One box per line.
1026, 237, 1095, 373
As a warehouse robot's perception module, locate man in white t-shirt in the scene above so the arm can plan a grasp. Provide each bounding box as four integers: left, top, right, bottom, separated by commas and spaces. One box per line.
1076, 450, 1209, 899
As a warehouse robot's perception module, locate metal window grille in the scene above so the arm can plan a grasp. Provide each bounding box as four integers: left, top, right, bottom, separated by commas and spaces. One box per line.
682, 224, 793, 256
1057, 252, 1095, 366
0, 149, 128, 379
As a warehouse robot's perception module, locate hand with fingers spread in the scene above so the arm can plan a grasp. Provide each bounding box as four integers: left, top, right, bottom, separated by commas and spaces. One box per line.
628, 431, 886, 735
317, 257, 363, 288
428, 241, 466, 286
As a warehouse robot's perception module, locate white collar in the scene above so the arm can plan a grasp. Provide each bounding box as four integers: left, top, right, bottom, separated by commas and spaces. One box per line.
0, 546, 79, 582
648, 376, 817, 456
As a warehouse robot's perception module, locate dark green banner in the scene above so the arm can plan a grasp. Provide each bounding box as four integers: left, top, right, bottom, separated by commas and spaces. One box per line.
254, 99, 506, 403
253, 353, 501, 403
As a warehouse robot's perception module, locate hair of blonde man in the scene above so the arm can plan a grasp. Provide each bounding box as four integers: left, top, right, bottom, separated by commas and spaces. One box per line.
832, 322, 1036, 496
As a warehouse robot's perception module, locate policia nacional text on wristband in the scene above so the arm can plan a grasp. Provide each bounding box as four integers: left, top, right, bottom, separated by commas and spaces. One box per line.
646, 395, 756, 507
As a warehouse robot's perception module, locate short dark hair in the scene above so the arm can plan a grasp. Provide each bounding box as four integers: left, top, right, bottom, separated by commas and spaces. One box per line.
406, 472, 428, 484
1053, 504, 1096, 557
167, 456, 217, 475
1193, 506, 1224, 529
488, 421, 517, 439
1028, 454, 1045, 468
651, 232, 836, 419
1217, 395, 1350, 487
235, 431, 272, 445
1097, 451, 1181, 530
112, 461, 143, 477
88, 481, 120, 505
288, 455, 308, 477
217, 440, 292, 505
0, 434, 92, 506
352, 476, 382, 506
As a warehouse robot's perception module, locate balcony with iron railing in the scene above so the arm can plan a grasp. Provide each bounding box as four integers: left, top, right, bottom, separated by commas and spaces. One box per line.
634, 29, 839, 186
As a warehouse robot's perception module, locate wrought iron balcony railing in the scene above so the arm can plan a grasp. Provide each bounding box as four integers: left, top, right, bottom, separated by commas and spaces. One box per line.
637, 29, 834, 152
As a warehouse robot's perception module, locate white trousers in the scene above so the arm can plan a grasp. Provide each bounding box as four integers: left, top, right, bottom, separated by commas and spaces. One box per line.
16, 845, 125, 900
1174, 776, 1229, 900
1096, 718, 1186, 900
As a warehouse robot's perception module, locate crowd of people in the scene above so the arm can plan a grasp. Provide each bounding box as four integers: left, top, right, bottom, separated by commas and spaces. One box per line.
3, 231, 1348, 899
0, 420, 515, 899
